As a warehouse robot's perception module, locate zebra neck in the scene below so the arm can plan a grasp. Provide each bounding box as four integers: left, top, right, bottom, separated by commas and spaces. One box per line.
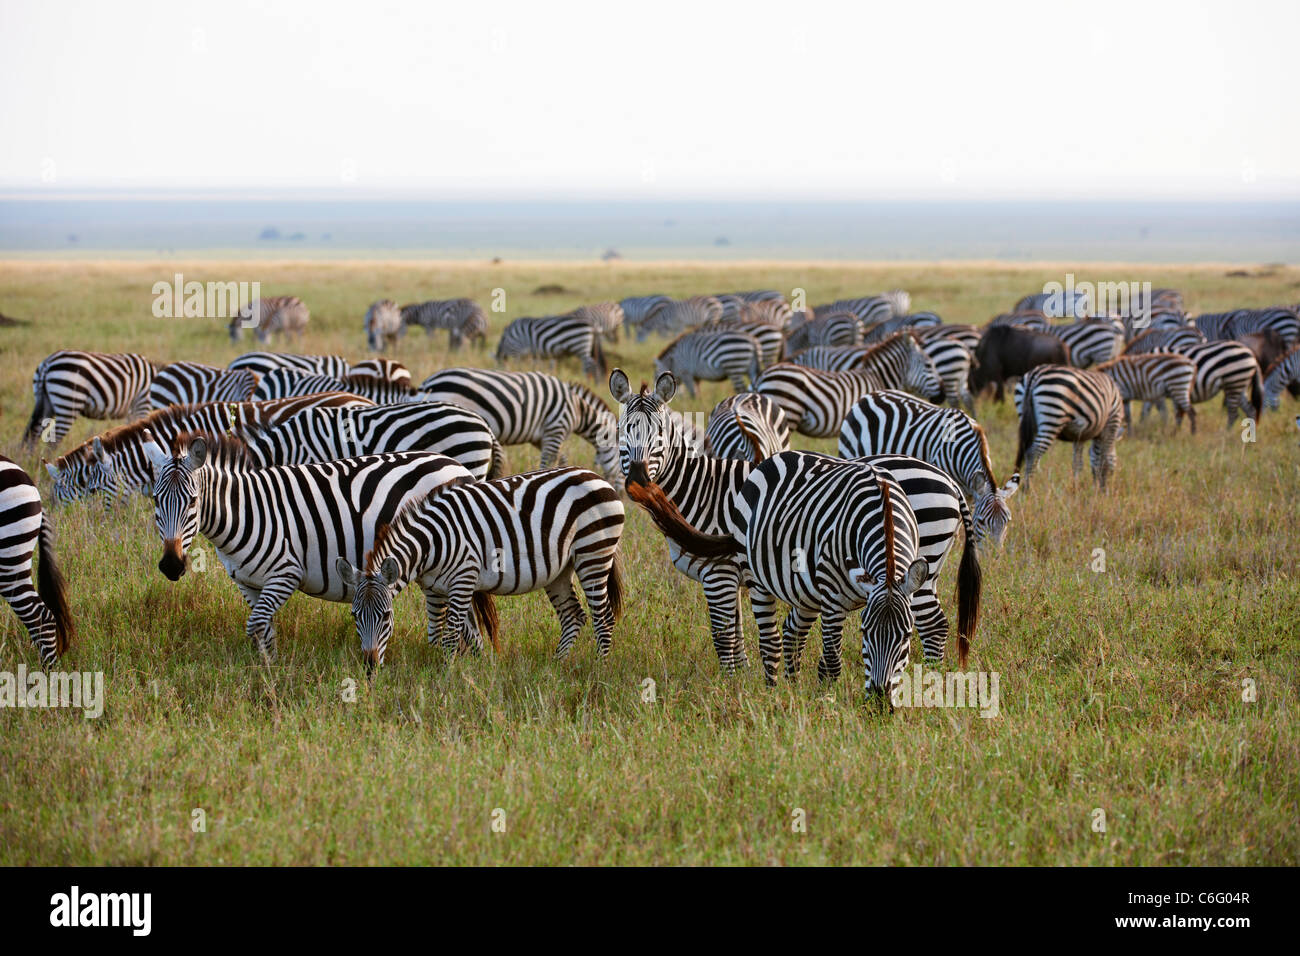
657, 438, 750, 524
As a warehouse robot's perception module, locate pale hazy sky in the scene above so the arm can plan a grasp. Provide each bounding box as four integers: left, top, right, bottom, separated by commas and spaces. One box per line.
1, 0, 1297, 199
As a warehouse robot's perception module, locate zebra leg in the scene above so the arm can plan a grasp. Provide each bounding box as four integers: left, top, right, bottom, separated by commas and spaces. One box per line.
1071, 440, 1085, 480
539, 423, 570, 470
748, 587, 782, 685
574, 554, 616, 658
728, 371, 748, 393
544, 577, 587, 659
0, 582, 58, 667
441, 572, 482, 656
815, 608, 849, 684
244, 568, 302, 662
911, 586, 948, 662
781, 605, 819, 680
424, 589, 449, 648
698, 562, 747, 671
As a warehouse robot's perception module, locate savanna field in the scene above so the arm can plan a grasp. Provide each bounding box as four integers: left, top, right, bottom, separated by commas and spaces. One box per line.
0, 259, 1297, 865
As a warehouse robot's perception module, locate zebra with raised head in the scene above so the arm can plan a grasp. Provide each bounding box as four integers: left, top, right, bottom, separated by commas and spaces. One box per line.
705, 393, 790, 462
569, 302, 625, 342
838, 390, 1020, 548
655, 327, 762, 396
1041, 319, 1125, 368
24, 350, 157, 447
228, 351, 352, 381
419, 368, 621, 486
229, 295, 309, 344
1124, 326, 1205, 355
699, 317, 784, 369
232, 402, 502, 481
1263, 345, 1300, 410
1151, 340, 1264, 428
1014, 365, 1125, 489
496, 314, 605, 377
1097, 353, 1197, 432
625, 449, 979, 699
150, 361, 258, 409
46, 393, 375, 506
365, 299, 404, 352
0, 456, 75, 667
784, 311, 861, 354
401, 298, 489, 350
252, 368, 420, 404
337, 467, 625, 669
143, 431, 476, 660
618, 295, 672, 339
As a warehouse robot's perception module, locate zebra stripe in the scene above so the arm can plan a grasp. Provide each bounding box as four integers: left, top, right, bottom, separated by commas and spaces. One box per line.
814, 292, 909, 325
1151, 340, 1264, 427
496, 314, 605, 377
1041, 319, 1125, 368
785, 311, 862, 354
400, 298, 489, 350
1263, 345, 1300, 410
837, 389, 1020, 547
150, 362, 258, 409
1097, 353, 1197, 432
699, 317, 784, 368
144, 432, 475, 660
569, 302, 626, 342
228, 296, 309, 344
1013, 365, 1125, 489
1196, 308, 1300, 345
0, 456, 75, 667
1124, 326, 1205, 355
418, 368, 621, 486
635, 296, 724, 342
24, 350, 157, 446
337, 467, 625, 668
618, 295, 672, 336
228, 351, 351, 380
919, 336, 976, 411
1014, 289, 1091, 319
252, 368, 420, 404
706, 393, 790, 462
655, 328, 762, 396
365, 299, 404, 352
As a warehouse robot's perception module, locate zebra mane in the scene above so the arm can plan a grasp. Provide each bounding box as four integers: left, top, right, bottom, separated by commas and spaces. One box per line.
970, 417, 1000, 491
877, 469, 897, 587
365, 488, 448, 573
57, 402, 220, 465
169, 430, 252, 468
856, 330, 915, 366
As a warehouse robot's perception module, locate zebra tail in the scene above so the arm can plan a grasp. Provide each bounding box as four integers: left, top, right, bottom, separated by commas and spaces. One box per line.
23, 373, 52, 444
37, 512, 75, 658
487, 439, 507, 480
471, 591, 500, 653
606, 552, 625, 623
624, 480, 741, 559
1252, 369, 1264, 420
591, 336, 608, 377
955, 496, 981, 668
1015, 384, 1036, 471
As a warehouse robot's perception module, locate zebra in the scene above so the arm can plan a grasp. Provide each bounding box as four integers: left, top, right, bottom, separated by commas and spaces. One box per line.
150, 361, 258, 409
624, 449, 979, 699
228, 295, 309, 344
1013, 365, 1125, 489
24, 350, 157, 447
143, 431, 476, 660
917, 323, 981, 353
1151, 341, 1264, 428
336, 467, 625, 669
228, 351, 351, 381
860, 311, 944, 344
0, 456, 75, 667
348, 357, 412, 384
919, 335, 976, 411
365, 299, 404, 352
400, 298, 489, 350
1096, 353, 1197, 432
418, 368, 621, 487
1124, 326, 1205, 355
1196, 307, 1299, 346
45, 393, 375, 506
699, 317, 784, 368
1123, 306, 1191, 342
636, 296, 724, 342
569, 302, 626, 343
1015, 289, 1090, 319
252, 368, 420, 405
618, 295, 672, 338
1041, 319, 1125, 368
1263, 345, 1300, 410
784, 311, 861, 354
837, 390, 1020, 548
232, 402, 503, 481
496, 314, 605, 377
655, 328, 762, 396
736, 297, 793, 328
705, 393, 791, 462
814, 293, 908, 326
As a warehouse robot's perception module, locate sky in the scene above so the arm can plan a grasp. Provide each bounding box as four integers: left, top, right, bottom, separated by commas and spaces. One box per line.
1, 0, 1297, 200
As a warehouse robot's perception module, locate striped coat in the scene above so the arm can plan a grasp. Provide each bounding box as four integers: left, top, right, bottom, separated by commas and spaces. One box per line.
705, 393, 791, 462
1263, 345, 1300, 411
24, 350, 157, 446
1097, 353, 1197, 431
655, 328, 762, 396
1014, 365, 1124, 489
496, 314, 605, 377
401, 298, 489, 350
252, 368, 421, 405
150, 362, 258, 409
228, 352, 351, 381
1042, 319, 1125, 368
569, 302, 625, 342
365, 299, 405, 352
229, 296, 309, 344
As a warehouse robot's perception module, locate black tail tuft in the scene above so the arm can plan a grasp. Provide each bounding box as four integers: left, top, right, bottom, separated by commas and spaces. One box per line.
1251, 370, 1264, 421
1015, 384, 1036, 471
37, 513, 75, 657
487, 439, 506, 480
605, 554, 624, 623
955, 500, 982, 668
471, 591, 500, 653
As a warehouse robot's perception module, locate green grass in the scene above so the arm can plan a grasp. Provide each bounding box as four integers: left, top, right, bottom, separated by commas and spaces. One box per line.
0, 259, 1297, 865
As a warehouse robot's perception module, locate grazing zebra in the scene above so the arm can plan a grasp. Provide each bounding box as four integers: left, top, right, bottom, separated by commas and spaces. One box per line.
149, 362, 258, 409
705, 393, 791, 462
337, 467, 625, 668
144, 431, 476, 660
1015, 289, 1090, 319
419, 368, 621, 486
1124, 326, 1205, 355
252, 368, 420, 405
618, 295, 672, 338
716, 290, 785, 319
636, 295, 724, 342
0, 457, 75, 667
699, 317, 784, 369
1096, 353, 1197, 432
919, 335, 976, 411
1014, 365, 1124, 489
364, 299, 404, 352
625, 450, 980, 698
1195, 307, 1299, 346
228, 351, 351, 381
232, 402, 502, 481
496, 314, 605, 377
569, 302, 626, 343
784, 311, 862, 354
45, 393, 374, 505
24, 350, 157, 447
838, 390, 1020, 548
1151, 341, 1264, 428
400, 298, 489, 350
655, 328, 762, 396
228, 295, 309, 344
1042, 319, 1125, 368
1263, 345, 1300, 410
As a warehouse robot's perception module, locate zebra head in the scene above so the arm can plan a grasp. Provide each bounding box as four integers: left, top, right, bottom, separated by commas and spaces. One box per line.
610, 368, 677, 486
44, 455, 84, 505
336, 555, 401, 673
853, 477, 928, 704
144, 431, 206, 581
972, 473, 1021, 549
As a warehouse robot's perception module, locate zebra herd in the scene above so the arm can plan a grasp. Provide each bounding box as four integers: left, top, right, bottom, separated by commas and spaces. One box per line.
4, 283, 1299, 702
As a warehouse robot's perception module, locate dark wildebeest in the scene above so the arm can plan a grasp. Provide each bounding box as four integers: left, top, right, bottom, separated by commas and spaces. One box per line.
1238, 330, 1290, 374
971, 324, 1071, 402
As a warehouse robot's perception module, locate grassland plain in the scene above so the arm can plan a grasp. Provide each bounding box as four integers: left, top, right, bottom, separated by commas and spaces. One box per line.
0, 259, 1296, 866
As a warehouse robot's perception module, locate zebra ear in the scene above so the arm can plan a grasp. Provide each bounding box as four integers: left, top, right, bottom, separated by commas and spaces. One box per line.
654, 371, 677, 404
335, 556, 359, 587
379, 557, 401, 587
898, 558, 928, 597
92, 436, 110, 465
141, 429, 170, 475
44, 458, 59, 480
188, 437, 209, 468
608, 368, 631, 403
1000, 473, 1021, 499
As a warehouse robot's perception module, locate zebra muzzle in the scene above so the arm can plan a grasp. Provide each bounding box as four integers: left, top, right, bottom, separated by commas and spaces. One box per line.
158, 541, 187, 581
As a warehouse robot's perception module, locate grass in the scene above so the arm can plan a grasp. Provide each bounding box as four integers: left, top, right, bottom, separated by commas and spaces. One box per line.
0, 258, 1297, 865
